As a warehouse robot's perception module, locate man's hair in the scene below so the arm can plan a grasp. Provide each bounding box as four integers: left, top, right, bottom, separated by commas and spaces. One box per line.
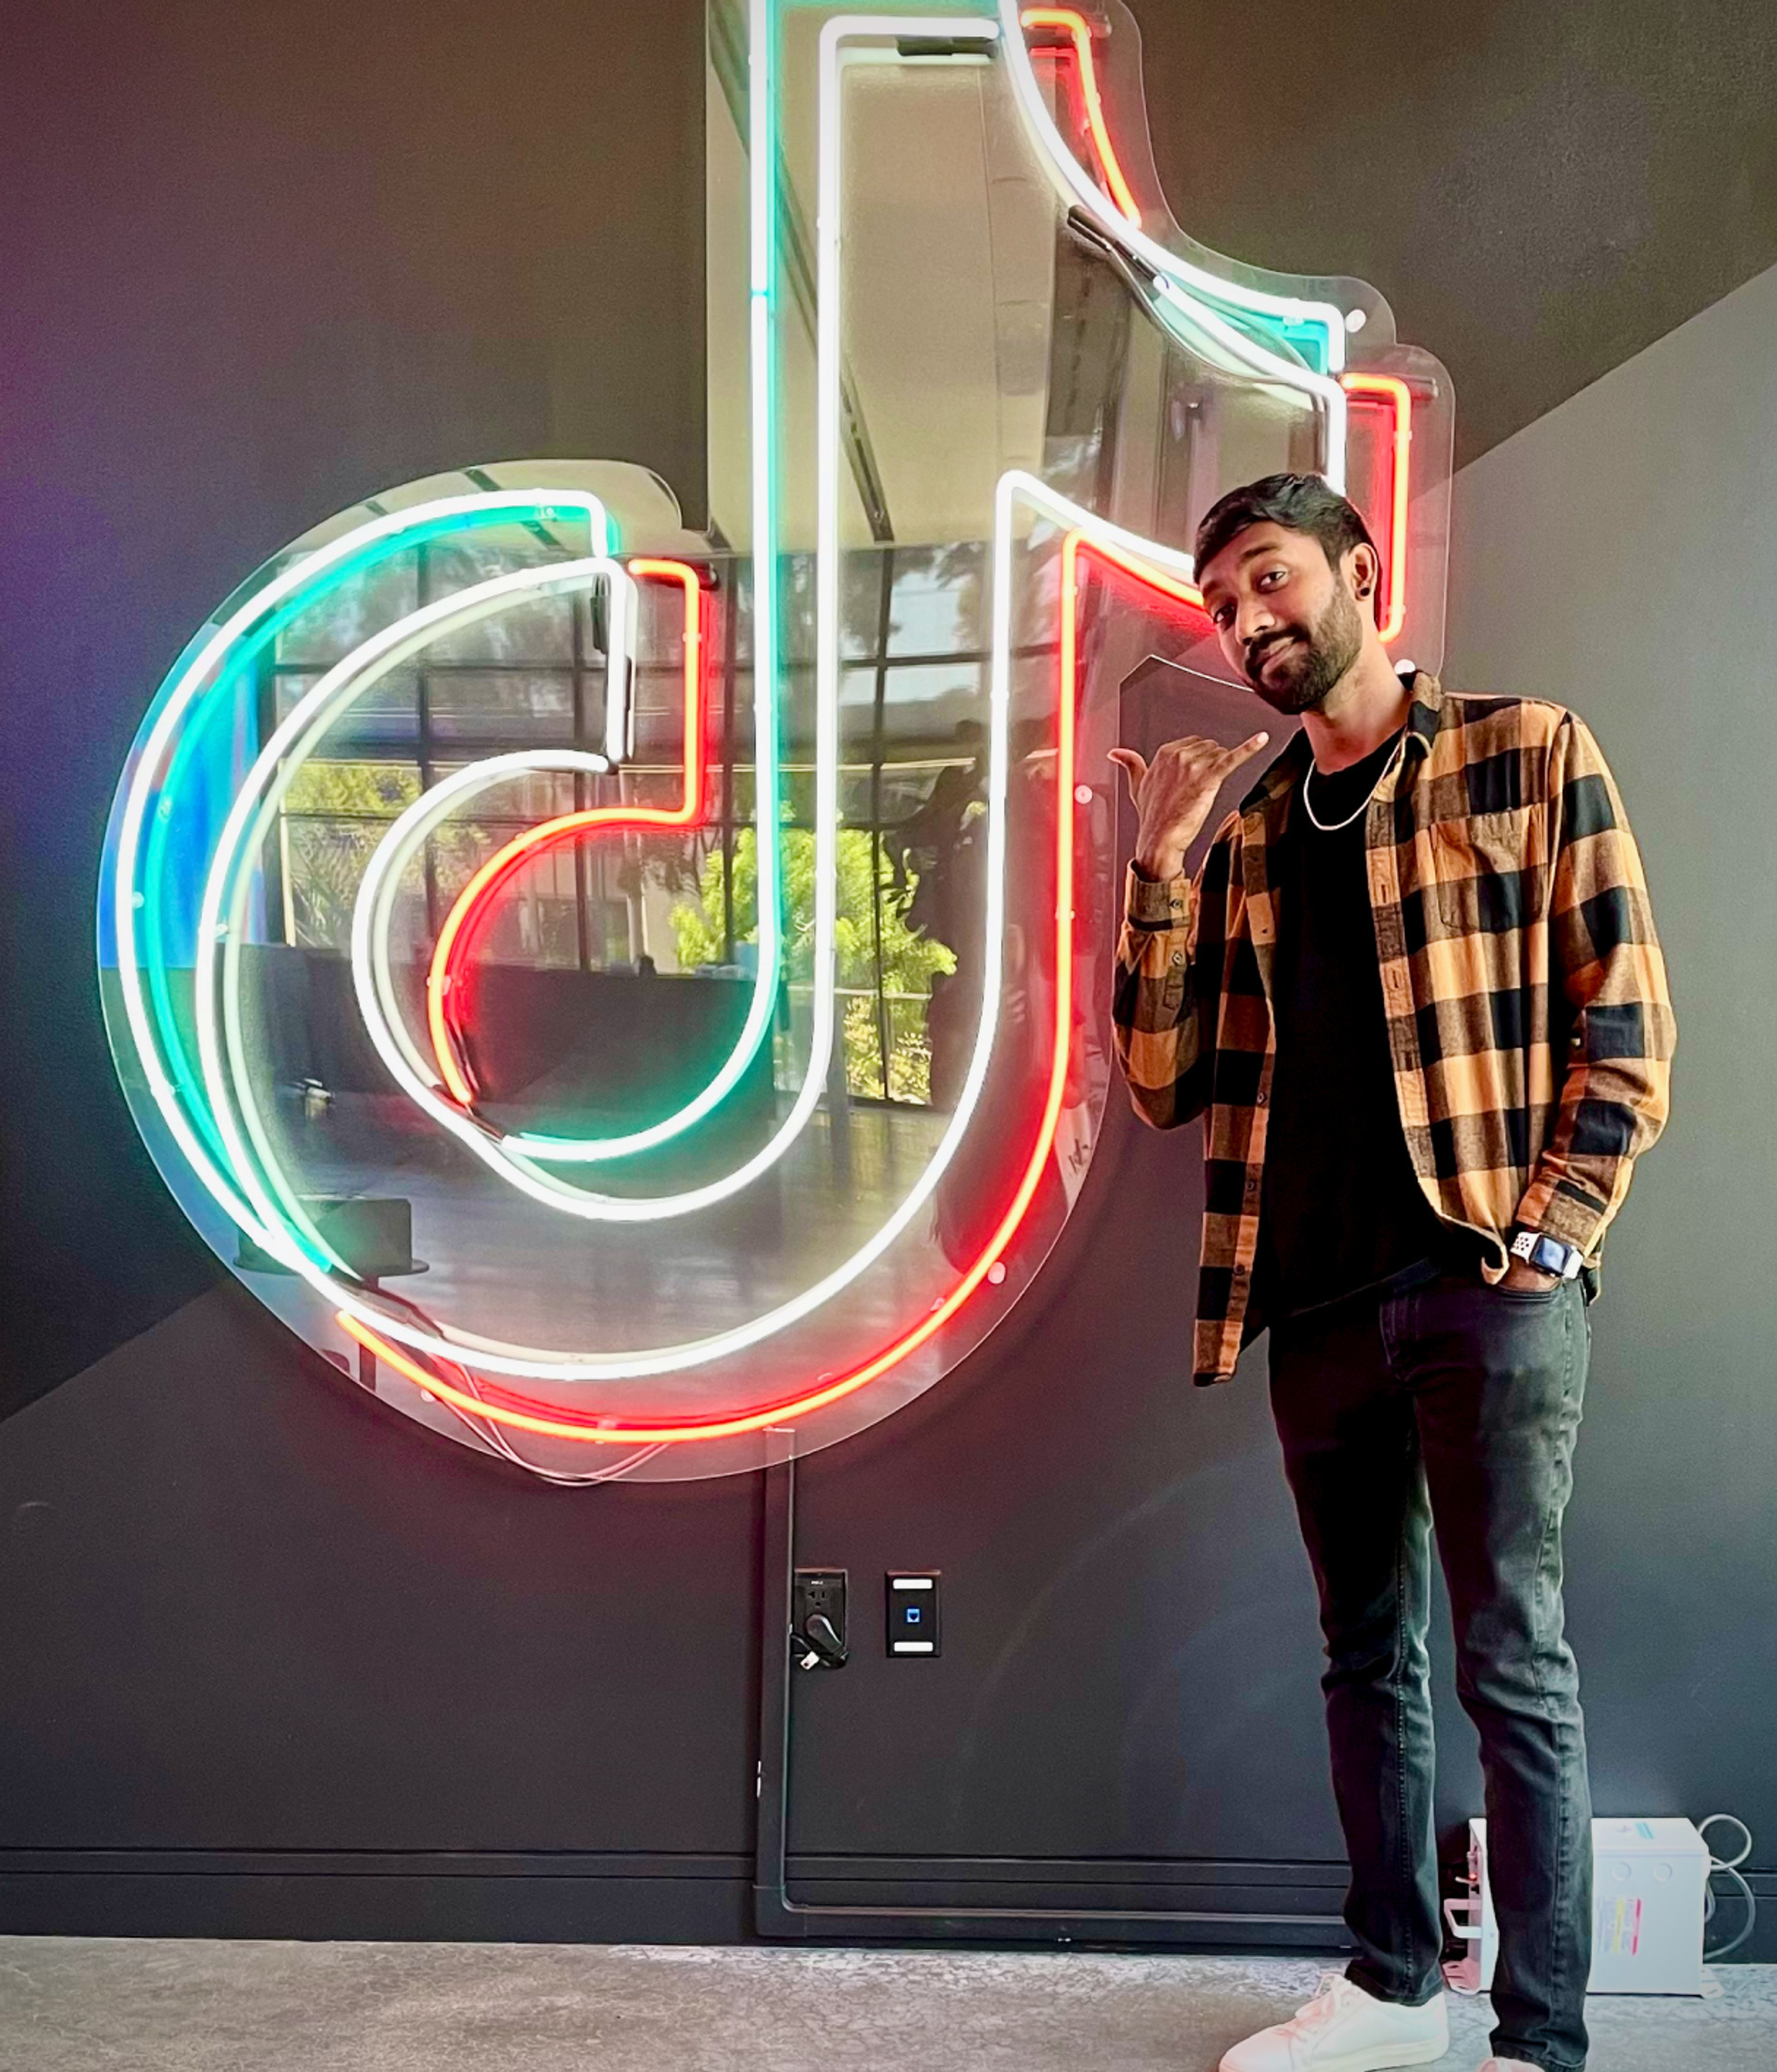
1193, 472, 1375, 586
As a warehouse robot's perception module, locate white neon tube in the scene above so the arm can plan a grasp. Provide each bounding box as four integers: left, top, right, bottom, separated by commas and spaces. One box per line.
195, 559, 635, 1270
995, 0, 1348, 350
748, 0, 785, 1088
112, 489, 614, 1251
131, 12, 1281, 1389
994, 0, 1350, 484
601, 645, 633, 767
164, 25, 1034, 1378
354, 751, 612, 1096
202, 463, 1136, 1382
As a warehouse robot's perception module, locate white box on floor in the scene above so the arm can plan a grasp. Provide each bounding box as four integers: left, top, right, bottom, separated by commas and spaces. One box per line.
1456, 1818, 1709, 1995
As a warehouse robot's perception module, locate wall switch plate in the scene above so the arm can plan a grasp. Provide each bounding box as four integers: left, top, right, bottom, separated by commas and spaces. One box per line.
886, 1572, 940, 1656
791, 1569, 848, 1670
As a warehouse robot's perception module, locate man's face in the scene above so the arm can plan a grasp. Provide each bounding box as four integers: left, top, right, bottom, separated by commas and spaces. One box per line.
1198, 522, 1367, 716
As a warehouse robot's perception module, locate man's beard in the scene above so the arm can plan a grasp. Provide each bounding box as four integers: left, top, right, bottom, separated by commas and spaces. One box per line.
1242, 584, 1365, 714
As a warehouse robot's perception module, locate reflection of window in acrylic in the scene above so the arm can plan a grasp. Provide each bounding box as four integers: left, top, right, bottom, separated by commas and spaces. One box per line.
267, 541, 621, 956
888, 731, 988, 1112
425, 670, 577, 743
276, 669, 423, 753
668, 544, 1002, 1107
267, 534, 1038, 1110
885, 543, 988, 658
278, 761, 416, 950
272, 553, 418, 666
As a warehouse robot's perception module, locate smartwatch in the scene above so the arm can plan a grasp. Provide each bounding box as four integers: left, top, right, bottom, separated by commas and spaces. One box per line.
1509, 1228, 1584, 1281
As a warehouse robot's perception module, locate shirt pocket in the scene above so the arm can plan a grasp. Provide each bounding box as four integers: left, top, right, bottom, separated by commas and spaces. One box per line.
1425, 809, 1546, 936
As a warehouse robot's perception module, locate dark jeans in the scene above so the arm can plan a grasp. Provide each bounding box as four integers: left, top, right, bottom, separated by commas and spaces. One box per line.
1268, 1267, 1593, 2072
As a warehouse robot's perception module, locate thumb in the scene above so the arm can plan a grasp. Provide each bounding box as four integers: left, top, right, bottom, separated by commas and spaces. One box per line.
1106, 747, 1147, 805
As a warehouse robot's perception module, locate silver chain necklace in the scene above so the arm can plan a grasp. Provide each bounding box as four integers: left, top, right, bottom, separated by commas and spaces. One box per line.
1300, 731, 1407, 833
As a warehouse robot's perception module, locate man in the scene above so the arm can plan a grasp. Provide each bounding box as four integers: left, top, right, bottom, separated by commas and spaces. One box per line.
1108, 475, 1674, 2072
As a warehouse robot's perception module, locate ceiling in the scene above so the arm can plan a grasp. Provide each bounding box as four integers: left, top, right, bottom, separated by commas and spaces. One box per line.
706, 24, 1059, 552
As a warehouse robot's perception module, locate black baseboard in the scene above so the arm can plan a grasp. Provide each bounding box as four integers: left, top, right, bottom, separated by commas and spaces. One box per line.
767, 1855, 1354, 1949
0, 1851, 752, 1943
0, 1851, 1344, 1948
3, 1853, 1766, 1960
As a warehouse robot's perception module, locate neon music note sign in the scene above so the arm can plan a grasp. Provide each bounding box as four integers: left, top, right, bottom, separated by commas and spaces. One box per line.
98, 0, 1454, 1482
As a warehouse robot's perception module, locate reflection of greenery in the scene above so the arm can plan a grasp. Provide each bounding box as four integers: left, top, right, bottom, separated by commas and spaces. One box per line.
281, 761, 709, 961
671, 828, 954, 1103
281, 761, 509, 954
282, 763, 417, 949
285, 761, 419, 818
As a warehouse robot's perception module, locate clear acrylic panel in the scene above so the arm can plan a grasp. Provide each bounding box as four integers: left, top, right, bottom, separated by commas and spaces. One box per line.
99, 1, 1454, 1484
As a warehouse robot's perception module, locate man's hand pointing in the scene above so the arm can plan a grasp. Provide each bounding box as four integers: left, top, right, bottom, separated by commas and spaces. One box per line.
1108, 731, 1271, 881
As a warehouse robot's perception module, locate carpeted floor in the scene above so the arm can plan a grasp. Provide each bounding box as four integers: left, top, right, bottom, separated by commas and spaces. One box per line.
0, 1940, 1772, 2069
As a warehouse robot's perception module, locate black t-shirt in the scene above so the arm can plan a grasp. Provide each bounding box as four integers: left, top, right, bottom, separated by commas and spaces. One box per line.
1256, 727, 1463, 1316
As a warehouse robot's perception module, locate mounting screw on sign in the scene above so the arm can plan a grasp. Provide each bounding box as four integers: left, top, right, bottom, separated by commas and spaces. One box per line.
887, 1572, 941, 1656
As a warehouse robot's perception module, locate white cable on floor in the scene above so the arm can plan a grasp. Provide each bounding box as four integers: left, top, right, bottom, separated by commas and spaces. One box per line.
1699, 1812, 1758, 1964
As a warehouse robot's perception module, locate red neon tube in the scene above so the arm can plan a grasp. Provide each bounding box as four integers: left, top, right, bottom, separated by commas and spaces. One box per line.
425, 558, 707, 1105
1021, 7, 1143, 225
1021, 10, 1414, 644
1338, 372, 1413, 643
339, 528, 1208, 1444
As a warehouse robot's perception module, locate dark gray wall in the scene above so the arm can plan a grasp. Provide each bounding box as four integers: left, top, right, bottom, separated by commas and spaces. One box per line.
1141, 0, 1777, 466
2, 1, 1773, 1947
1, 0, 706, 1395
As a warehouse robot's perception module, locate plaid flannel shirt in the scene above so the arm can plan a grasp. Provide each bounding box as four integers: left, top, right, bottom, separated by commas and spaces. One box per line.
1113, 673, 1675, 1383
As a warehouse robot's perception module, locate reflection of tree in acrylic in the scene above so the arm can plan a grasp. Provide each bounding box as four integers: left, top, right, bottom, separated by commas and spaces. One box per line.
281, 763, 508, 954
670, 828, 955, 1103
281, 761, 418, 949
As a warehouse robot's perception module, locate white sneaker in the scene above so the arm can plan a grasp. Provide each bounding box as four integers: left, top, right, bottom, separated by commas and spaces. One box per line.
1218, 1971, 1451, 2071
